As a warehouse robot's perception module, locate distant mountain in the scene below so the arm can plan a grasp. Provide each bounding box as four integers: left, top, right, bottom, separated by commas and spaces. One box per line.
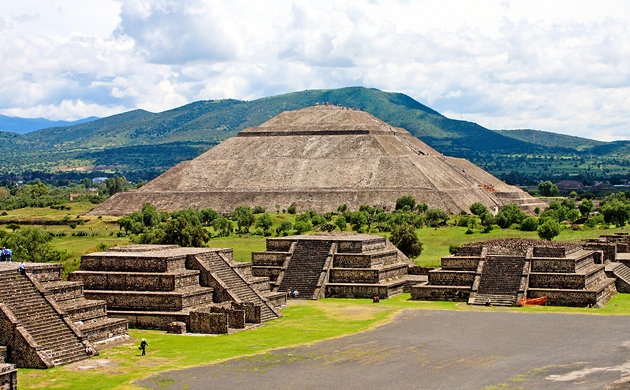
495, 129, 605, 151
0, 114, 99, 134
0, 87, 626, 186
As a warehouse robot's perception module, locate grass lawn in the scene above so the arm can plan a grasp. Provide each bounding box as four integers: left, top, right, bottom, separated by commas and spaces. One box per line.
17, 293, 630, 390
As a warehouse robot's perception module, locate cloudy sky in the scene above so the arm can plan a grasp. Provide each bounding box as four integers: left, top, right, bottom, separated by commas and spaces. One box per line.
1, 0, 630, 141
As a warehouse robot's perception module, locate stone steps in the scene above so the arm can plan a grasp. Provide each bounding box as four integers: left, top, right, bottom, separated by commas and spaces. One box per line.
195, 252, 279, 322
469, 293, 517, 306
0, 271, 90, 367
279, 240, 332, 299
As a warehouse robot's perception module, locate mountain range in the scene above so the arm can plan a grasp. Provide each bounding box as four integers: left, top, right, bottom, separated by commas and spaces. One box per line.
0, 114, 99, 134
0, 87, 628, 185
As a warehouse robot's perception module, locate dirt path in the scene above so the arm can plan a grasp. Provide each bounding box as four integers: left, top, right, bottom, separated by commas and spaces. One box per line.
137, 310, 630, 389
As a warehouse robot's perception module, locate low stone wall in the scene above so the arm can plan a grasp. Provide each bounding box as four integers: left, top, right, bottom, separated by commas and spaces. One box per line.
71, 270, 201, 292
251, 252, 286, 266
428, 270, 475, 286
0, 363, 17, 390
583, 242, 616, 262
440, 256, 480, 271
531, 258, 579, 273
189, 311, 228, 334
210, 306, 245, 329
407, 266, 435, 275
80, 255, 186, 273
113, 311, 189, 330
43, 282, 83, 301
410, 285, 470, 301
25, 264, 62, 282
85, 289, 213, 311
233, 302, 261, 324
325, 282, 404, 299
0, 347, 5, 364
329, 264, 407, 284
333, 254, 372, 269
81, 318, 128, 342
265, 239, 294, 252
528, 273, 587, 290
251, 266, 281, 281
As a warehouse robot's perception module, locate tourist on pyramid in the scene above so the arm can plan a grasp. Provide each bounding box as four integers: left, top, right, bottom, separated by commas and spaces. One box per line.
3, 247, 12, 262
17, 261, 25, 275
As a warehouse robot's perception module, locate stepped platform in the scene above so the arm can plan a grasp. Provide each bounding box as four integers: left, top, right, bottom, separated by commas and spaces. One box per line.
252, 233, 412, 300
411, 238, 617, 307
71, 245, 282, 333
0, 264, 95, 368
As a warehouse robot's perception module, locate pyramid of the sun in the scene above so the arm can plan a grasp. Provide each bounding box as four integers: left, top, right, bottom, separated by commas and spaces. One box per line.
89, 105, 541, 216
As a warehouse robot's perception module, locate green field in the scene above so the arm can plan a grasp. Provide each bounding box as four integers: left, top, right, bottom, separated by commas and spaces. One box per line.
17, 294, 630, 390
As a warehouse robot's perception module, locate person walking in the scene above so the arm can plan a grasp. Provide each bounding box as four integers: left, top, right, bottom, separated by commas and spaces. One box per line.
139, 338, 148, 356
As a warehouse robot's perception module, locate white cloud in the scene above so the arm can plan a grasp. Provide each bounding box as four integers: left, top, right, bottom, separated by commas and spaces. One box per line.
1, 0, 630, 140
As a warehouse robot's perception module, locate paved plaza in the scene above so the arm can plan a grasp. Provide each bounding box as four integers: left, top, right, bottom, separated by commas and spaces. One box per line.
138, 309, 630, 389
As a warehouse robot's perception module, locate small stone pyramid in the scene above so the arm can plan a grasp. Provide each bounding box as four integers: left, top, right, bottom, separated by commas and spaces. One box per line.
89, 105, 541, 215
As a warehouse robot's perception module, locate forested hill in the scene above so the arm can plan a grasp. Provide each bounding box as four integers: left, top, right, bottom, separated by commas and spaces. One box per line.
0, 87, 626, 185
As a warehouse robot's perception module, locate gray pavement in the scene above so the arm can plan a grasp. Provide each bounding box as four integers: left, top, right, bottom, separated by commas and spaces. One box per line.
137, 310, 630, 390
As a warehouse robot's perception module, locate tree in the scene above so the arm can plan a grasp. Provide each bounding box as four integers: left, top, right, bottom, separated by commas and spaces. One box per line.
390, 224, 423, 259
30, 182, 49, 199
537, 219, 561, 240
212, 217, 233, 237
103, 176, 127, 196
538, 181, 559, 197
4, 227, 66, 263
231, 205, 255, 234
348, 211, 368, 233
599, 200, 630, 227
579, 199, 594, 217
255, 213, 274, 234
335, 215, 347, 231
293, 220, 312, 235
162, 214, 209, 247
496, 204, 526, 228
425, 208, 448, 227
200, 208, 220, 225
141, 203, 160, 228
276, 220, 292, 236
469, 202, 488, 216
520, 216, 539, 231
395, 196, 416, 211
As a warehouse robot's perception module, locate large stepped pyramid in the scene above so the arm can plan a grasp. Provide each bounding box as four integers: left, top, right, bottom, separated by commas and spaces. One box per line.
0, 264, 96, 368
88, 105, 544, 216
411, 238, 618, 307
252, 234, 413, 299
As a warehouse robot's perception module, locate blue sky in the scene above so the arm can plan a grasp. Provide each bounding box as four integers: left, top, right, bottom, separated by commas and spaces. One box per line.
1, 0, 630, 141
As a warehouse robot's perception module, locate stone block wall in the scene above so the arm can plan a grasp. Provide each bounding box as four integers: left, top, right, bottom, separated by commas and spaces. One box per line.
189, 311, 228, 334
0, 304, 50, 369
325, 283, 403, 299
428, 270, 475, 286
410, 285, 470, 301
0, 363, 17, 390
85, 289, 212, 311
210, 306, 245, 329
407, 266, 435, 275
251, 252, 286, 266
71, 271, 201, 292
529, 273, 587, 290
440, 257, 480, 271
80, 255, 186, 273
25, 264, 62, 282
583, 242, 616, 262
233, 302, 261, 324
265, 239, 293, 252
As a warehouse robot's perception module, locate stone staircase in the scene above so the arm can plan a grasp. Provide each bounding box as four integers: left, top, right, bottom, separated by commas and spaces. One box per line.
470, 256, 528, 306
191, 251, 280, 322
609, 263, 630, 293
41, 280, 128, 344
279, 240, 333, 299
0, 271, 90, 367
